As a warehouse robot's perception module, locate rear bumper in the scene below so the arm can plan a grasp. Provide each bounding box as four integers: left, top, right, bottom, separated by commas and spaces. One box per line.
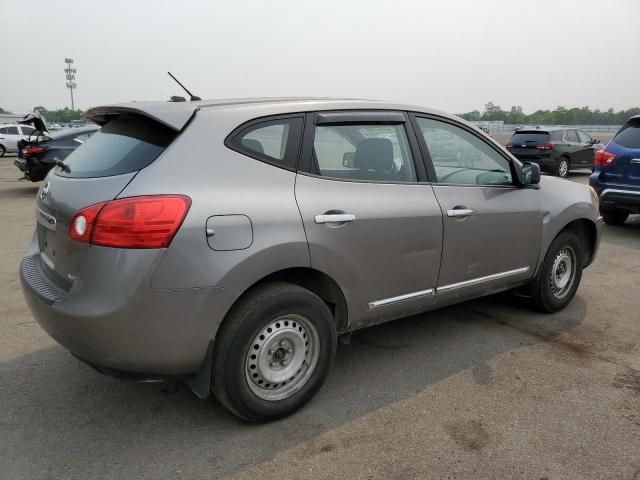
600, 188, 640, 213
20, 248, 241, 376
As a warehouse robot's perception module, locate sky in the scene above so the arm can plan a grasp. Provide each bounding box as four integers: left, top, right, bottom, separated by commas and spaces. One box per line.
1, 0, 638, 115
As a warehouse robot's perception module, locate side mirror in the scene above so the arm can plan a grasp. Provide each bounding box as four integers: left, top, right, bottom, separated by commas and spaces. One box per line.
519, 161, 540, 186
342, 152, 355, 168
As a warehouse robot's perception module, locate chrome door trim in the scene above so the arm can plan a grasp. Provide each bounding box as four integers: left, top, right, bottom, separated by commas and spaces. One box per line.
368, 288, 434, 310
36, 207, 57, 231
314, 214, 356, 224
630, 158, 640, 164
436, 266, 530, 294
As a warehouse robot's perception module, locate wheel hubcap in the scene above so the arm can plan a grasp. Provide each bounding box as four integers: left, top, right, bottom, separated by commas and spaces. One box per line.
559, 161, 568, 177
245, 314, 319, 401
550, 246, 576, 299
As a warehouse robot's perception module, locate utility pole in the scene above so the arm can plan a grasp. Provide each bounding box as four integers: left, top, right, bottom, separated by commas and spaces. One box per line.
64, 58, 77, 110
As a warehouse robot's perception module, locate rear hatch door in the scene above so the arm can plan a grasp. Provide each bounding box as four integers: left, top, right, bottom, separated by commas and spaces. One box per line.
507, 131, 550, 158
602, 119, 640, 187
35, 110, 185, 289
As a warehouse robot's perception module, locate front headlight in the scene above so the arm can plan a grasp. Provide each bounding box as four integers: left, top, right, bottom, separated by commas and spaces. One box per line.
589, 186, 600, 211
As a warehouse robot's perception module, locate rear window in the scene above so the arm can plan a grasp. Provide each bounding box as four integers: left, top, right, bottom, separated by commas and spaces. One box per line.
57, 115, 177, 178
613, 119, 640, 149
510, 131, 549, 144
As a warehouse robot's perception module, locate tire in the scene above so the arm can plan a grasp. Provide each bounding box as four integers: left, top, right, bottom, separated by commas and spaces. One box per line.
554, 157, 569, 178
602, 210, 628, 226
0, 145, 6, 157
532, 231, 584, 313
211, 282, 337, 422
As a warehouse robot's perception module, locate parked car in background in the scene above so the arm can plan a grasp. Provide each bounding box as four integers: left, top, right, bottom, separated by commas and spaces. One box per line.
14, 126, 98, 182
20, 98, 601, 421
589, 115, 640, 225
506, 127, 604, 178
0, 123, 39, 156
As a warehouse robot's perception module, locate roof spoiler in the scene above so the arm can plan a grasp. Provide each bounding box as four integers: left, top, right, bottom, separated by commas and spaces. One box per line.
86, 102, 199, 131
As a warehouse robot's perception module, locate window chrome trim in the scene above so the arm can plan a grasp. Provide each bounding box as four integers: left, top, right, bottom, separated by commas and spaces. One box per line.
368, 288, 434, 310
436, 267, 530, 294
601, 188, 640, 197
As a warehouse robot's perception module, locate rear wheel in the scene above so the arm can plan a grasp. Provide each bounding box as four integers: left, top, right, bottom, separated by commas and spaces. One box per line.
555, 157, 569, 178
211, 282, 337, 422
602, 210, 628, 225
532, 231, 584, 312
0, 145, 6, 157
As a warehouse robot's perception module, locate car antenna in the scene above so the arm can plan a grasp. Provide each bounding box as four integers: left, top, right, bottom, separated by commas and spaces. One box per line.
167, 72, 201, 101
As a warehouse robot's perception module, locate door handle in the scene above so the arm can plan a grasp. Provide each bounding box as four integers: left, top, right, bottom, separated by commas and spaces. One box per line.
314, 213, 356, 224
447, 208, 475, 217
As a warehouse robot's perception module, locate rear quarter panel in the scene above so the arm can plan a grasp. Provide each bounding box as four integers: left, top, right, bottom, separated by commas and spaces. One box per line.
118, 107, 311, 292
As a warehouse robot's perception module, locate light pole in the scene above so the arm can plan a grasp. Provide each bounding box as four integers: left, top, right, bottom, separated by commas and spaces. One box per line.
64, 58, 77, 110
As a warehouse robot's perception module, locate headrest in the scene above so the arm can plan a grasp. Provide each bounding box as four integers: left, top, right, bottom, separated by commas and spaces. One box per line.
354, 138, 393, 171
241, 138, 264, 155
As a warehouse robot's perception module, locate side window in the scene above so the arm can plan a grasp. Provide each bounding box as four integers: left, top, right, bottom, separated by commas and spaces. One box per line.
312, 123, 417, 182
0, 127, 7, 135
21, 126, 35, 136
416, 117, 512, 186
565, 130, 579, 142
550, 131, 564, 141
577, 130, 592, 143
229, 117, 302, 170
7, 126, 19, 135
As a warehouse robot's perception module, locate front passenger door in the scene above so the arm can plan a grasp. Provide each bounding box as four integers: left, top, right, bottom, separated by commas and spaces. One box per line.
412, 115, 542, 304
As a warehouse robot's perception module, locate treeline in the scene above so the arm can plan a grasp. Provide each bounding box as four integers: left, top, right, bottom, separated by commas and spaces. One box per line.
460, 103, 640, 125
32, 106, 86, 123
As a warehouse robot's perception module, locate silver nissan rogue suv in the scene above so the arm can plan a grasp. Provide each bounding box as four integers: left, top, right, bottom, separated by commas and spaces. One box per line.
20, 98, 602, 421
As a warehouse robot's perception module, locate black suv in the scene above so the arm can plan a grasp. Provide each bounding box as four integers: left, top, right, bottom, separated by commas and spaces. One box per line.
506, 127, 603, 178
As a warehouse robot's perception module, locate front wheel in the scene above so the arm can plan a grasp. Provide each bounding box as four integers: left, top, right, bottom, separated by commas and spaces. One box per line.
554, 158, 569, 178
211, 282, 337, 422
532, 231, 584, 313
602, 210, 628, 225
0, 145, 6, 157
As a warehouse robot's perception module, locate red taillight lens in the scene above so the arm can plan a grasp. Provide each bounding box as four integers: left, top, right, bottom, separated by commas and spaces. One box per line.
24, 146, 44, 158
594, 150, 616, 167
68, 195, 191, 249
537, 143, 555, 150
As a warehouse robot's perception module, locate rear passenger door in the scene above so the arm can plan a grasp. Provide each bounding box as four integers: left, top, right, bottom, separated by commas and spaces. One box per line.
294, 111, 443, 328
576, 130, 596, 166
412, 115, 542, 304
564, 129, 582, 165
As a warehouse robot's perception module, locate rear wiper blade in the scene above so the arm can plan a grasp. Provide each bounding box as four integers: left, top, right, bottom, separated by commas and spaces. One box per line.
55, 159, 71, 173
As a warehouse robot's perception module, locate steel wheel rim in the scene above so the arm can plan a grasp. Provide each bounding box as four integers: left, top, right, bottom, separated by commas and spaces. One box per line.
559, 160, 568, 177
245, 314, 320, 401
549, 246, 576, 299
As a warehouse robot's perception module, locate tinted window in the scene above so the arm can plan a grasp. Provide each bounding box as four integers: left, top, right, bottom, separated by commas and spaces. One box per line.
230, 117, 302, 170
0, 127, 7, 135
577, 130, 592, 143
550, 131, 564, 141
7, 126, 19, 135
565, 130, 579, 142
313, 123, 417, 182
613, 119, 640, 149
417, 117, 512, 186
510, 132, 549, 144
58, 115, 177, 178
21, 126, 35, 136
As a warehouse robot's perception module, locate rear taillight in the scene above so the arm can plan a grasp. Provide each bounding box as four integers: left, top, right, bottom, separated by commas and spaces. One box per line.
537, 143, 555, 150
24, 146, 44, 158
594, 150, 616, 167
68, 195, 191, 249
506, 142, 513, 148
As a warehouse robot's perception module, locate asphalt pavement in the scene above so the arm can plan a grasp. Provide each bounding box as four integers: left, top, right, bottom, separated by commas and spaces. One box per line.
1, 156, 639, 479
